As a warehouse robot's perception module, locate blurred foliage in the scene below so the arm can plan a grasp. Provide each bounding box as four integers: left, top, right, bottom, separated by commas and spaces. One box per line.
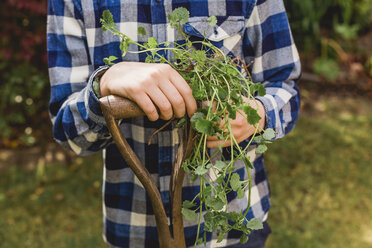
284, 0, 372, 50
284, 0, 372, 85
366, 57, 372, 77
0, 0, 49, 148
312, 58, 340, 81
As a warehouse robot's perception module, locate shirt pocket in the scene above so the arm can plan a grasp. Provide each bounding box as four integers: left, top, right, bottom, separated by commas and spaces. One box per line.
183, 16, 245, 59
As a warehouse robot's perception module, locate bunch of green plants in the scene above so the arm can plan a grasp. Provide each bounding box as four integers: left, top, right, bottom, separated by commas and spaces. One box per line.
101, 7, 275, 246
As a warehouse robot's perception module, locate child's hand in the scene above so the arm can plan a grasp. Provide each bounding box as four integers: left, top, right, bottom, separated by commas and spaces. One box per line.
100, 62, 197, 121
206, 97, 266, 148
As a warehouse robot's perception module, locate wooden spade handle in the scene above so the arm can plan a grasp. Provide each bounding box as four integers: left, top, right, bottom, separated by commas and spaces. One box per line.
99, 95, 187, 248
99, 95, 145, 119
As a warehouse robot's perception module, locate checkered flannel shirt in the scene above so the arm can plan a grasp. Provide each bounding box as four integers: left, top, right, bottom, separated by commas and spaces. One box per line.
47, 0, 301, 247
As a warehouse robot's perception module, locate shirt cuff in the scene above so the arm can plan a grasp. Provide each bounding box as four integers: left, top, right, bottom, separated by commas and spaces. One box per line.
255, 95, 281, 140
85, 66, 110, 127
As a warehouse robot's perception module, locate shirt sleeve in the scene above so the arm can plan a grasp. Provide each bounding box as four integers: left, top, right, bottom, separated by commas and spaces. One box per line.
47, 0, 112, 155
243, 0, 301, 140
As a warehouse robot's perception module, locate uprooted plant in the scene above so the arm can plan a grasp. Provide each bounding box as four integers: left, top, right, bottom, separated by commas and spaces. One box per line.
101, 7, 275, 246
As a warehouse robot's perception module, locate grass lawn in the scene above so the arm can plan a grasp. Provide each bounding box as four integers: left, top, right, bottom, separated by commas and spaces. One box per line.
1, 95, 371, 247
265, 95, 372, 248
0, 155, 106, 248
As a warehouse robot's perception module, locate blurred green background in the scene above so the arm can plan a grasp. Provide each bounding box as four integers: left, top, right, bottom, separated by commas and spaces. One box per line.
0, 0, 371, 247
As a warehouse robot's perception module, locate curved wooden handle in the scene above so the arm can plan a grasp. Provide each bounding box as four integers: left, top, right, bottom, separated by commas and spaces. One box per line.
99, 95, 145, 119
99, 95, 186, 248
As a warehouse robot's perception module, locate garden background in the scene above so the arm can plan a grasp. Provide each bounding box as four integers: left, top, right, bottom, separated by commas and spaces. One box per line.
0, 0, 371, 247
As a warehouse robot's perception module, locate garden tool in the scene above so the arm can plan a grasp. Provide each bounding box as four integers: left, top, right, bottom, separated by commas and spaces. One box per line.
100, 95, 194, 248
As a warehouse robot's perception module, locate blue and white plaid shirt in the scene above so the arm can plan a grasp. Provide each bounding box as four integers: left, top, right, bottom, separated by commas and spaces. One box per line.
47, 0, 301, 247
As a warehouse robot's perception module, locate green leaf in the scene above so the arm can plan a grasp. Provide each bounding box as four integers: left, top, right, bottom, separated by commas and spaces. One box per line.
190, 112, 205, 127
240, 234, 249, 244
205, 196, 224, 211
145, 55, 153, 63
176, 116, 186, 128
182, 161, 191, 173
227, 212, 241, 223
226, 103, 236, 120
256, 84, 266, 96
147, 37, 158, 49
242, 157, 253, 169
204, 212, 218, 232
253, 136, 264, 143
227, 67, 238, 76
190, 81, 206, 100
217, 191, 227, 203
255, 144, 267, 154
237, 187, 245, 199
204, 186, 212, 197
217, 86, 228, 100
207, 16, 217, 27
182, 208, 198, 222
230, 173, 241, 192
243, 105, 261, 125
192, 50, 207, 65
246, 218, 263, 230
168, 7, 190, 27
190, 174, 198, 183
263, 128, 275, 140
103, 56, 118, 65
251, 83, 266, 96
119, 39, 131, 56
137, 26, 147, 36
182, 200, 195, 209
215, 160, 227, 170
217, 231, 225, 243
194, 165, 208, 175
195, 119, 214, 135
102, 10, 114, 25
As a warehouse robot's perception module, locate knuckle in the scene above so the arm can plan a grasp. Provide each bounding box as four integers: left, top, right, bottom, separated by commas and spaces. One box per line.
157, 98, 171, 111
183, 86, 193, 96
160, 104, 173, 119
173, 97, 185, 107
128, 86, 141, 95
141, 77, 153, 87
146, 107, 158, 119
161, 103, 172, 114
148, 69, 161, 79
175, 111, 185, 118
160, 63, 172, 71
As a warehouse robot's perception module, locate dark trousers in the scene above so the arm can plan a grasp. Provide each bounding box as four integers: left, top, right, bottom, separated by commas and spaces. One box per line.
225, 221, 271, 248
